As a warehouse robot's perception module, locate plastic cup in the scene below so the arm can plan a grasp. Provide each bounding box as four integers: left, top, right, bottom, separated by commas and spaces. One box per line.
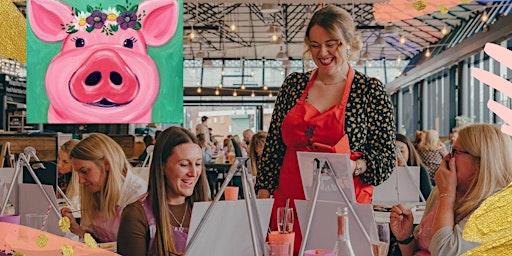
267, 241, 292, 256
304, 249, 333, 256
0, 214, 21, 224
25, 213, 48, 231
268, 231, 295, 256
224, 186, 239, 200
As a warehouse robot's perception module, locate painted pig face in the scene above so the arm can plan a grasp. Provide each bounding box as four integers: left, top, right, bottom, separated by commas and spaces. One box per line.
28, 0, 178, 123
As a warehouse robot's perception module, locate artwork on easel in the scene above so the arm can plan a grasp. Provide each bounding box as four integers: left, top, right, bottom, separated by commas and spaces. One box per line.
26, 0, 183, 123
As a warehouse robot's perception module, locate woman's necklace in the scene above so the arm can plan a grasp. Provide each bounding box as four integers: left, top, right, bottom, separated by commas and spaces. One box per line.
169, 203, 188, 231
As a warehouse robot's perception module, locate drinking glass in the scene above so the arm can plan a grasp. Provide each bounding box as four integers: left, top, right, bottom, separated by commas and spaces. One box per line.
371, 222, 390, 256
277, 207, 294, 233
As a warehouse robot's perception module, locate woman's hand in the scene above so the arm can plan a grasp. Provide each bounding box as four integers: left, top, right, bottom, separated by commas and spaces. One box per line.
389, 204, 414, 241
434, 155, 457, 197
257, 189, 270, 199
61, 207, 85, 237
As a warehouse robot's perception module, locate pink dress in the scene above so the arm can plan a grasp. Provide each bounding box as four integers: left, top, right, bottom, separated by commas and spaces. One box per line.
414, 202, 439, 256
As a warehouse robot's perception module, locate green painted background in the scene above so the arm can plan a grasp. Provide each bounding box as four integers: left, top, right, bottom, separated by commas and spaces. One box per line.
26, 0, 184, 124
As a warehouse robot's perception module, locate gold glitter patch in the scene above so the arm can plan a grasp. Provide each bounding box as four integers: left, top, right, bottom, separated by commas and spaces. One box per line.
462, 183, 512, 255
36, 234, 49, 248
59, 216, 71, 233
61, 244, 74, 256
0, 0, 26, 63
84, 233, 98, 248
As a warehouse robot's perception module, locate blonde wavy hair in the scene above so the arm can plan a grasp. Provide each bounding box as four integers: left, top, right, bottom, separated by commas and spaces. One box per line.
61, 139, 80, 199
149, 127, 210, 255
70, 133, 130, 224
455, 124, 512, 219
303, 5, 362, 61
420, 130, 443, 151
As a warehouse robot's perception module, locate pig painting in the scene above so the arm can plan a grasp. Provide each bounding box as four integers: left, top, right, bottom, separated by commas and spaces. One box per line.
27, 0, 179, 123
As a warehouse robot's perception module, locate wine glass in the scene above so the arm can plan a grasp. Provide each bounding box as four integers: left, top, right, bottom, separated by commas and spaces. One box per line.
277, 207, 294, 233
371, 222, 390, 256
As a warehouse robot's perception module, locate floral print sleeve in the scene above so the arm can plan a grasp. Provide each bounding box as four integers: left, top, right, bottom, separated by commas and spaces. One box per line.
346, 71, 396, 186
255, 72, 309, 194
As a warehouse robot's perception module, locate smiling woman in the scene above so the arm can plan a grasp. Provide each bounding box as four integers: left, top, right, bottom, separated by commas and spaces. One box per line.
117, 126, 210, 256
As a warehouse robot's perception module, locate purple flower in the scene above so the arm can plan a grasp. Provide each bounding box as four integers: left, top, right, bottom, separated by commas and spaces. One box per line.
86, 10, 107, 29
117, 11, 137, 30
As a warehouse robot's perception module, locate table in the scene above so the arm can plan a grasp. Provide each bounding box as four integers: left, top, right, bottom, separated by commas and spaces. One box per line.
205, 163, 232, 197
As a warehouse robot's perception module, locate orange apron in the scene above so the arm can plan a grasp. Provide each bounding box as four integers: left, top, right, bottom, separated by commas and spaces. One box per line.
270, 66, 372, 255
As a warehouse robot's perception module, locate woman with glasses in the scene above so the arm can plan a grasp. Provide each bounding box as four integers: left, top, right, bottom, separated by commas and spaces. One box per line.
390, 124, 512, 255
117, 127, 210, 256
256, 5, 396, 254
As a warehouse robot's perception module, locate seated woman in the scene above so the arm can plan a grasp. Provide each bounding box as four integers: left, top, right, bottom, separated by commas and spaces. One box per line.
57, 139, 80, 201
248, 131, 267, 178
417, 130, 449, 185
117, 127, 210, 256
61, 133, 147, 243
390, 124, 512, 255
395, 133, 432, 200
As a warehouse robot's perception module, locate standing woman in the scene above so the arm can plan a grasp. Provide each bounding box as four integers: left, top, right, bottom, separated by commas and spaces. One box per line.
255, 5, 395, 254
117, 127, 210, 256
61, 133, 147, 243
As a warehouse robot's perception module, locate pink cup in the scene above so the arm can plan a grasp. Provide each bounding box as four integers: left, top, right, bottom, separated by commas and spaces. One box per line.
268, 231, 295, 256
224, 186, 239, 200
0, 214, 21, 224
304, 249, 333, 256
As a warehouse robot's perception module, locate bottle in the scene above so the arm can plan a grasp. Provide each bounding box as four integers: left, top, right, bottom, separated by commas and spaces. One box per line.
332, 207, 355, 256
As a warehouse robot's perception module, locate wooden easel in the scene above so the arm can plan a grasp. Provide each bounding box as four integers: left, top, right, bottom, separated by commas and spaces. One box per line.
0, 142, 13, 168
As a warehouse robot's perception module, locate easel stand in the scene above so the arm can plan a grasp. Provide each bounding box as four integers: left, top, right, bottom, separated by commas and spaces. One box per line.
0, 153, 60, 217
185, 157, 269, 256
299, 158, 372, 255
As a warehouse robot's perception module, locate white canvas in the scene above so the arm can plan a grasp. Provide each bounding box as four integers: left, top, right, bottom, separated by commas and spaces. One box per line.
187, 199, 273, 256
372, 166, 421, 204
297, 152, 356, 203
18, 183, 61, 236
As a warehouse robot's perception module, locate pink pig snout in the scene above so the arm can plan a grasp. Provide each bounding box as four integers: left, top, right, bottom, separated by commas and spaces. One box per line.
70, 49, 139, 107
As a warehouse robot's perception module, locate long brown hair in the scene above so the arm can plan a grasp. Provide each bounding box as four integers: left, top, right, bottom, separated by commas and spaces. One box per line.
395, 133, 423, 167
149, 126, 210, 255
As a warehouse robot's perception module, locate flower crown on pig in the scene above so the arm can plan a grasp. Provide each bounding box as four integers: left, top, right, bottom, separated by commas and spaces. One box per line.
63, 3, 146, 36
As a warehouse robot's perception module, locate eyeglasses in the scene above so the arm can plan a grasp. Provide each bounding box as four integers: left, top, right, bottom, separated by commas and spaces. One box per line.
309, 40, 341, 50
451, 148, 470, 157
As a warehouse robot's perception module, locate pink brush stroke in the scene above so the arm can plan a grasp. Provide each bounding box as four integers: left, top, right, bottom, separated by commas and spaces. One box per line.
472, 43, 512, 136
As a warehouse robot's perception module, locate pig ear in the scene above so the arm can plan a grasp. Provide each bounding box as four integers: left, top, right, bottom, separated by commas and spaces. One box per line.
28, 0, 72, 42
139, 0, 179, 47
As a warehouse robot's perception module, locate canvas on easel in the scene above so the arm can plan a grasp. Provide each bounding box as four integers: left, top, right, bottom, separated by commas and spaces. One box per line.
187, 199, 274, 256
296, 151, 379, 255
297, 151, 356, 203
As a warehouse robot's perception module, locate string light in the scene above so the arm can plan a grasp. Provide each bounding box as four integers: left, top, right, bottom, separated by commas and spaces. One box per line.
268, 92, 273, 97
218, 83, 223, 88
263, 85, 268, 90
215, 89, 220, 95
251, 91, 255, 97
425, 48, 431, 57
197, 87, 202, 93
229, 22, 237, 32
233, 90, 238, 96
480, 11, 489, 22
396, 55, 402, 63
399, 35, 406, 44
241, 84, 246, 90
441, 25, 448, 35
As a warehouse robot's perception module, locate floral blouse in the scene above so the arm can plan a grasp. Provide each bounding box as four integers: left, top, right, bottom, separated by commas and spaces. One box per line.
255, 69, 396, 194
